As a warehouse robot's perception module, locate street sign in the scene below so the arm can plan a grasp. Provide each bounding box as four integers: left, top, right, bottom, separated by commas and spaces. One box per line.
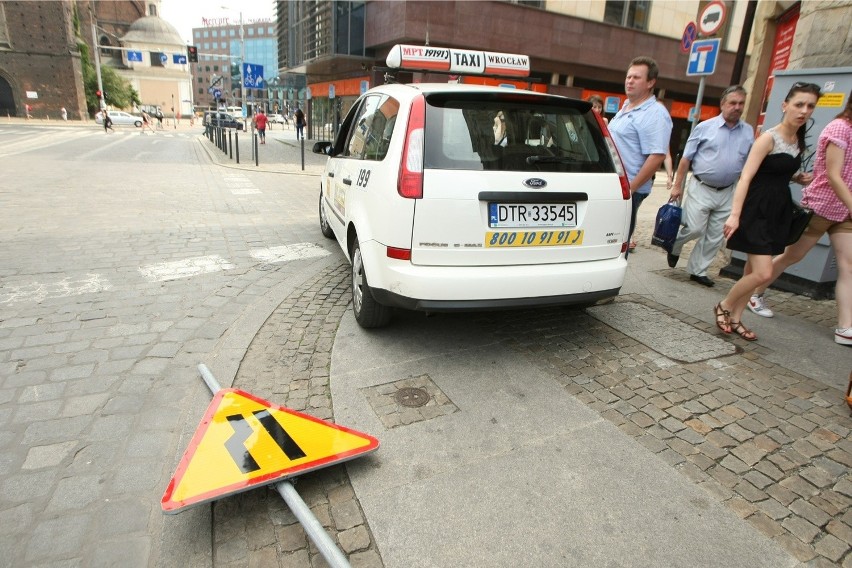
360, 80, 370, 95
127, 50, 143, 62
686, 38, 721, 76
604, 96, 621, 114
681, 22, 697, 53
173, 54, 187, 64
159, 53, 168, 65
242, 63, 264, 88
213, 89, 222, 99
329, 84, 335, 99
161, 389, 379, 513
698, 1, 726, 36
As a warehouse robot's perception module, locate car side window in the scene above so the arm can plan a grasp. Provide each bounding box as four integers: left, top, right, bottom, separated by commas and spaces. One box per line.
341, 95, 400, 161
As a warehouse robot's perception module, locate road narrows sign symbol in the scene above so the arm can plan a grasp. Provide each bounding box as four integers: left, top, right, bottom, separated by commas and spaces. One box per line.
161, 389, 379, 513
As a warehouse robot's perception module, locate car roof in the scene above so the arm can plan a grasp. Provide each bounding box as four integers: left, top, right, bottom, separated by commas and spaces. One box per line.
365, 82, 579, 105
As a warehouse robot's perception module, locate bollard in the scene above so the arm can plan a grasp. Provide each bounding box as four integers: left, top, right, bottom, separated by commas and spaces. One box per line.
235, 131, 240, 164
255, 134, 259, 167
300, 136, 305, 171
228, 130, 233, 160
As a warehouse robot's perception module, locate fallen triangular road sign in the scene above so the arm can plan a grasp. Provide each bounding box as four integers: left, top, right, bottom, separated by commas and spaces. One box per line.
162, 388, 378, 513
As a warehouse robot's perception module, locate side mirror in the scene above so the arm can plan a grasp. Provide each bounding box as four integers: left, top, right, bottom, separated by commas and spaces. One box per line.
312, 141, 333, 156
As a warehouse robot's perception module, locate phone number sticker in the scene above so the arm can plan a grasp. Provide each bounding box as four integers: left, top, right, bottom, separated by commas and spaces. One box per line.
486, 230, 584, 248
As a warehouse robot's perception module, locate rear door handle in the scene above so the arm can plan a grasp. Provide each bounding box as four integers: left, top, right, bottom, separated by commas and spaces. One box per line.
328, 172, 335, 178
343, 178, 352, 185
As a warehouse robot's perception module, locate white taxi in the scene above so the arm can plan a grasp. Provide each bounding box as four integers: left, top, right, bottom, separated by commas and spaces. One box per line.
314, 45, 631, 328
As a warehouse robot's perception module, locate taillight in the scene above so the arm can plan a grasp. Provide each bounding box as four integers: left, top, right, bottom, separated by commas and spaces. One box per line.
599, 118, 631, 201
387, 246, 411, 260
397, 95, 425, 199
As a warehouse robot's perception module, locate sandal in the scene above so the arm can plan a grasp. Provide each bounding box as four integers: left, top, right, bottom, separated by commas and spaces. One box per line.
713, 303, 731, 334
729, 321, 757, 341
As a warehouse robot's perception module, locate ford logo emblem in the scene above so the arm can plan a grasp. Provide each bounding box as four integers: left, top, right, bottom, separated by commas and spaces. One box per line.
523, 178, 547, 189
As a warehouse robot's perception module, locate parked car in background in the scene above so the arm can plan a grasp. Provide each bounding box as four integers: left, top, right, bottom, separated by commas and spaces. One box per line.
202, 111, 243, 130
268, 113, 286, 124
95, 110, 142, 127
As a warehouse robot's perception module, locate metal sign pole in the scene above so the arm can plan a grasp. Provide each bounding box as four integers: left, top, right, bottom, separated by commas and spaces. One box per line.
195, 364, 351, 568
692, 75, 706, 130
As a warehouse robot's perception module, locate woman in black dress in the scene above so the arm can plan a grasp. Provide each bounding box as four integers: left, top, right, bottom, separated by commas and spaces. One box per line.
715, 82, 821, 341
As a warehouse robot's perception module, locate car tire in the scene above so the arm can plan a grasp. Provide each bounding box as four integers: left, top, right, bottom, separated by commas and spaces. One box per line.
351, 240, 392, 328
319, 192, 335, 239
134, 121, 142, 127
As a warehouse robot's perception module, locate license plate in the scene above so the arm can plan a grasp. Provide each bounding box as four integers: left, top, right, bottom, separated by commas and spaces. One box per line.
489, 203, 577, 228
485, 230, 584, 248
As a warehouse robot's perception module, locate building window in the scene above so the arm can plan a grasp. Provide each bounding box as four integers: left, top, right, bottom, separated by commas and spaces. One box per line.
604, 1, 649, 31
230, 30, 235, 37
203, 30, 209, 38
212, 30, 218, 37
212, 42, 218, 49
214, 65, 219, 72
221, 41, 227, 49
0, 4, 11, 49
199, 88, 204, 94
205, 66, 211, 72
248, 28, 254, 36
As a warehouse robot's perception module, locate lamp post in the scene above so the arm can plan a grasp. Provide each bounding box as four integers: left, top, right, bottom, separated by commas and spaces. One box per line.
221, 6, 245, 128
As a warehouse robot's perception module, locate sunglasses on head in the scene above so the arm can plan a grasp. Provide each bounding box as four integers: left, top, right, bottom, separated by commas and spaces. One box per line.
792, 81, 821, 91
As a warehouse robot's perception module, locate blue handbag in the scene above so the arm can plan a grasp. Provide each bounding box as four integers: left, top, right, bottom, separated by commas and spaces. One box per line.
651, 200, 682, 252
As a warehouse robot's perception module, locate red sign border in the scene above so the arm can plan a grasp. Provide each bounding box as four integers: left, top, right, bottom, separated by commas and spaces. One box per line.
161, 388, 380, 513
698, 1, 726, 36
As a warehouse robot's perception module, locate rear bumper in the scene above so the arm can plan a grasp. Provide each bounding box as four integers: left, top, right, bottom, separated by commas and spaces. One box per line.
361, 240, 627, 312
371, 287, 620, 312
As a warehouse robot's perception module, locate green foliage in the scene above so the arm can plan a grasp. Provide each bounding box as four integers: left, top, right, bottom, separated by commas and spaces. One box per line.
73, 7, 139, 115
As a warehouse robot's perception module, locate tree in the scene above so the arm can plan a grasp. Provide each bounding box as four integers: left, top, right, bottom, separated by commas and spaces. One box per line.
73, 4, 139, 115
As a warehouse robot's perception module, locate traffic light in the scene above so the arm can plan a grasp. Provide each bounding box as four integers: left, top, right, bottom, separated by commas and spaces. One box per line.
187, 45, 198, 63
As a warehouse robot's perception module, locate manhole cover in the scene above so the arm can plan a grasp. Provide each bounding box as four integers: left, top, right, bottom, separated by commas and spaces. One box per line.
394, 387, 430, 408
257, 264, 278, 271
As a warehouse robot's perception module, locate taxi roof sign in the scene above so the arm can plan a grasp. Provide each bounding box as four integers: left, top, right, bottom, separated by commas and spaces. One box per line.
161, 389, 379, 513
386, 44, 530, 77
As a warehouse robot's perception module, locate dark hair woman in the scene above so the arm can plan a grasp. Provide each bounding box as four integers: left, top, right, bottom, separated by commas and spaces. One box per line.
748, 89, 852, 346
714, 82, 822, 341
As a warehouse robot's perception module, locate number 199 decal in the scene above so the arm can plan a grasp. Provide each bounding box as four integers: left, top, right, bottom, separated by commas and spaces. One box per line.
356, 168, 371, 188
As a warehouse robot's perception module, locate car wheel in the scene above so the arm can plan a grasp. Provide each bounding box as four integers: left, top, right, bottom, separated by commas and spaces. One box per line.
134, 121, 142, 127
351, 240, 392, 328
319, 191, 335, 239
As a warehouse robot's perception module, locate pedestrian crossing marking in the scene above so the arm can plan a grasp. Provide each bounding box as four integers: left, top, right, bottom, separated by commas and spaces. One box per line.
0, 273, 113, 304
138, 255, 236, 282
250, 243, 330, 264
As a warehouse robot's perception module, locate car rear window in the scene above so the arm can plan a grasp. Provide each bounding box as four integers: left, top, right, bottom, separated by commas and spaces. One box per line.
423, 93, 614, 174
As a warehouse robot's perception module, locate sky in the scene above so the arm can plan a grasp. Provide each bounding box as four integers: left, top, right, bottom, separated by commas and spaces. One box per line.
158, 0, 277, 45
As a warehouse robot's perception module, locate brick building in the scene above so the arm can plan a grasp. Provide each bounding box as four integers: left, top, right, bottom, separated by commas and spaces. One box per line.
0, 0, 180, 120
0, 0, 87, 119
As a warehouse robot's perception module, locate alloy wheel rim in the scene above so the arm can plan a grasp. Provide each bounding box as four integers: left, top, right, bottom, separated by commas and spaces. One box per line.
352, 249, 363, 313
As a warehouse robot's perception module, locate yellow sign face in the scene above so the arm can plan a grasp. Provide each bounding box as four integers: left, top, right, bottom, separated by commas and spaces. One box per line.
485, 230, 584, 248
162, 389, 379, 513
817, 92, 846, 108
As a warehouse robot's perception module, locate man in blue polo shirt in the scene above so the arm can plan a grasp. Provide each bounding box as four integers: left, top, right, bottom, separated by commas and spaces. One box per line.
667, 85, 755, 287
608, 56, 673, 257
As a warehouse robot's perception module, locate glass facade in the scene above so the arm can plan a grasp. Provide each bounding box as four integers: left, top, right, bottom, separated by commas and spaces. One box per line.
192, 21, 278, 109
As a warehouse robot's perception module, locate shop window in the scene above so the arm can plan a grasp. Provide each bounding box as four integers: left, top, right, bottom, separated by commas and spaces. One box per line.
604, 0, 649, 31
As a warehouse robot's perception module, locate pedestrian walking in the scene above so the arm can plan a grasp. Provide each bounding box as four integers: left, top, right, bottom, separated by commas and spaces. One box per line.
666, 85, 754, 287
714, 82, 821, 341
141, 111, 156, 134
294, 105, 306, 140
607, 56, 673, 258
25, 103, 33, 119
746, 89, 852, 345
254, 109, 268, 144
61, 107, 67, 121
102, 110, 114, 133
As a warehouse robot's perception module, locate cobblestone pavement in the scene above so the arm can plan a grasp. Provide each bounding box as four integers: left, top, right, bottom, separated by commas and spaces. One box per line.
476, 296, 851, 567
226, 248, 848, 567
